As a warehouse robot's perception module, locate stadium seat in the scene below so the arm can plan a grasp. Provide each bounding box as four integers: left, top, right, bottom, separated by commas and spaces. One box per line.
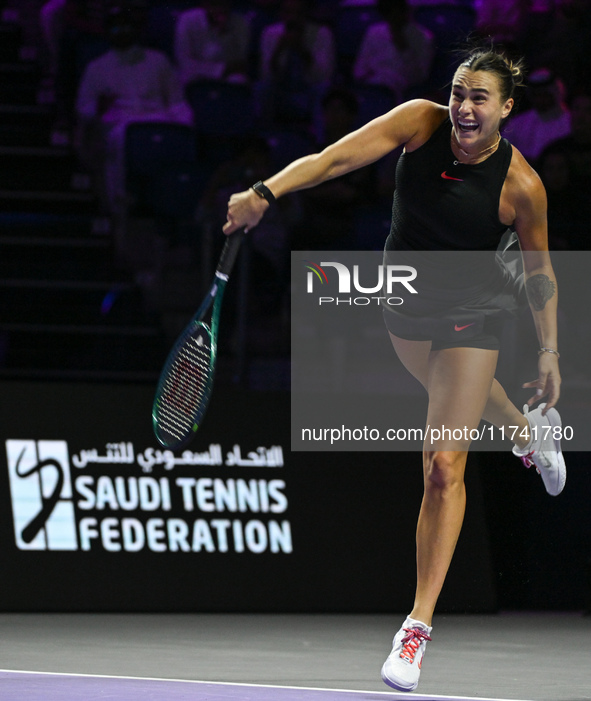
185, 80, 256, 136
124, 121, 201, 218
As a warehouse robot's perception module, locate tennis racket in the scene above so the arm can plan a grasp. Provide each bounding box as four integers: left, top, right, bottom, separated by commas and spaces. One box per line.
152, 230, 245, 449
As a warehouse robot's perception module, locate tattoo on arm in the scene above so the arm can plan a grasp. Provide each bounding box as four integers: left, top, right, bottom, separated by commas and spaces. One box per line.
526, 274, 556, 311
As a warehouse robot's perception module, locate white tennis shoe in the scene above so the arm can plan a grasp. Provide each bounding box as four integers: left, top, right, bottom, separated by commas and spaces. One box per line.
512, 403, 566, 496
381, 616, 432, 692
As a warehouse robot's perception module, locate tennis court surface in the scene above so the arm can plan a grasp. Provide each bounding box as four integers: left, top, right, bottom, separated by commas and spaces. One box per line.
0, 613, 589, 701
0, 672, 539, 701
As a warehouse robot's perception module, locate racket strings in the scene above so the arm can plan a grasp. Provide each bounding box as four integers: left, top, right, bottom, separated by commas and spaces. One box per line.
156, 329, 213, 443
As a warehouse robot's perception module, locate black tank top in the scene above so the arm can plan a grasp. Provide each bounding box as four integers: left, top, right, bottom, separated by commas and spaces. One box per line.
382, 115, 525, 317
386, 116, 513, 251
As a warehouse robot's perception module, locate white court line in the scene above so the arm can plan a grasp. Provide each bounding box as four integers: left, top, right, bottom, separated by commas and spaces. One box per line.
0, 668, 535, 701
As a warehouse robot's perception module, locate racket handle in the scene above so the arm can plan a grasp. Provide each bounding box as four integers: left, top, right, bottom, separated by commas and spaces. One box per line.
217, 230, 246, 278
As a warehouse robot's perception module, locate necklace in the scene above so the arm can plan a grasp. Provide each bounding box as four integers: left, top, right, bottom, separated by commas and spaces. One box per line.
451, 130, 501, 166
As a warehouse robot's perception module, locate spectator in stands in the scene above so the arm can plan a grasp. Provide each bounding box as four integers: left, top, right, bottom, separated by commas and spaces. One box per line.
54, 0, 113, 128
474, 0, 528, 46
539, 0, 591, 93
538, 141, 591, 251
201, 137, 289, 315
258, 0, 335, 128
519, 0, 557, 68
542, 88, 591, 197
292, 88, 377, 248
243, 0, 281, 77
174, 0, 251, 86
503, 68, 571, 164
353, 0, 433, 102
76, 3, 192, 214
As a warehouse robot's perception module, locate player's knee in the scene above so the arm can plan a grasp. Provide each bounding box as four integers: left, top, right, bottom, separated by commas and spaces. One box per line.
423, 451, 466, 493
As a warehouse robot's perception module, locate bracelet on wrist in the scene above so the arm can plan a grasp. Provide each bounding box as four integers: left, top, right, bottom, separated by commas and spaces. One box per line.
538, 347, 560, 359
251, 180, 276, 205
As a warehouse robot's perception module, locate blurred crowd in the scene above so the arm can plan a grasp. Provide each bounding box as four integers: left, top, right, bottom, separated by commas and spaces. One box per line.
32, 0, 591, 257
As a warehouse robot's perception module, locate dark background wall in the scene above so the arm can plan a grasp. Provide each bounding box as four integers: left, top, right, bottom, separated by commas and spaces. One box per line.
1, 380, 589, 613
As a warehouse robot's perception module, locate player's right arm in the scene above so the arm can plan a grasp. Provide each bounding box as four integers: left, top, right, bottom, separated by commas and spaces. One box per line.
223, 99, 446, 234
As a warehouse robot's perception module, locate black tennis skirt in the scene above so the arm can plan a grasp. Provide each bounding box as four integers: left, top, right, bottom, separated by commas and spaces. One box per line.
381, 231, 527, 351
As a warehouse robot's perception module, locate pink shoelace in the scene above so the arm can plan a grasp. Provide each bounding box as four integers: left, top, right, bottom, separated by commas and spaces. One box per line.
518, 451, 541, 474
399, 627, 432, 664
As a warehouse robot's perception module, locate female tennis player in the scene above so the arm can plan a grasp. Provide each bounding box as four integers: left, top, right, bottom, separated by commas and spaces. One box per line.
224, 45, 566, 693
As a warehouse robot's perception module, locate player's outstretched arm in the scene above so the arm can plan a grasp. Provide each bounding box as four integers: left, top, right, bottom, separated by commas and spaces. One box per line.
223, 99, 445, 234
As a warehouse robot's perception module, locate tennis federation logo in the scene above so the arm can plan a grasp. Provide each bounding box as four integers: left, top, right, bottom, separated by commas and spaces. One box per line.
6, 440, 78, 551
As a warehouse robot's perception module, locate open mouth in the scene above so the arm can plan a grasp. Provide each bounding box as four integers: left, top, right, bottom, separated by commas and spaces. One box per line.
458, 120, 479, 133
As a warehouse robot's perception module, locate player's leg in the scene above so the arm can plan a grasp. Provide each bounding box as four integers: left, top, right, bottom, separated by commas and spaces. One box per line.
412, 345, 499, 625
381, 344, 499, 692
388, 332, 566, 495
388, 331, 530, 447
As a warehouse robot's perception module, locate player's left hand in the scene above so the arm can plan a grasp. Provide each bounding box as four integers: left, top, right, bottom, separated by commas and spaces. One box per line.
522, 352, 561, 413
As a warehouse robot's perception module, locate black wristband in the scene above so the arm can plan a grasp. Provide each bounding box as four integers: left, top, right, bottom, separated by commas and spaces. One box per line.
251, 180, 276, 204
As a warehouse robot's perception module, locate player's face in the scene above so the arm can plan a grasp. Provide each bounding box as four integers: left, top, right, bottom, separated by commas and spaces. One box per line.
449, 68, 514, 152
